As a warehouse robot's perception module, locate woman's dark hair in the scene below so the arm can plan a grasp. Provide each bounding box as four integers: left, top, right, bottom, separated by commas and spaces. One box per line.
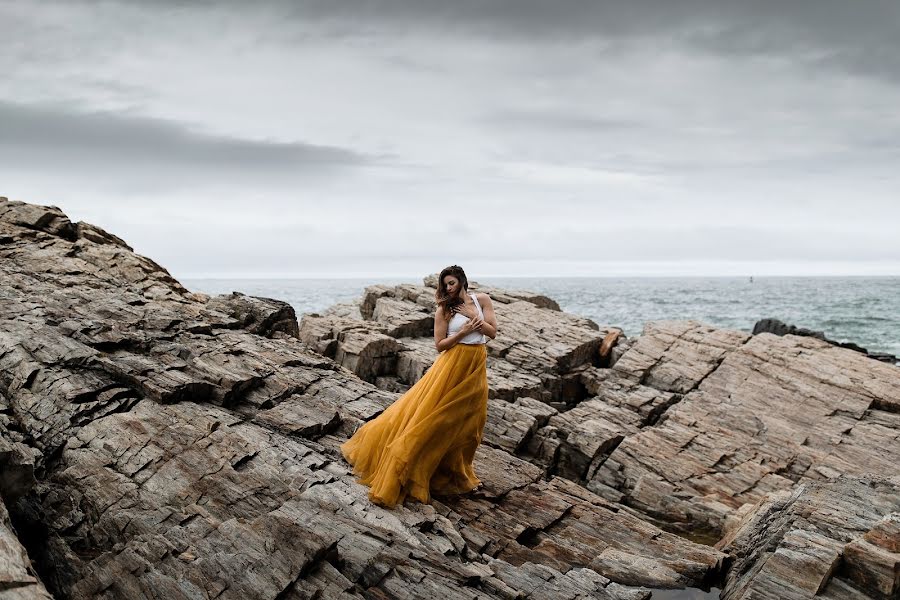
435, 265, 468, 319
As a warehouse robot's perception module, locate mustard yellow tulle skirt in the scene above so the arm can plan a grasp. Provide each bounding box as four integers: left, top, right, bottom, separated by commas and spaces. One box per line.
340, 342, 489, 508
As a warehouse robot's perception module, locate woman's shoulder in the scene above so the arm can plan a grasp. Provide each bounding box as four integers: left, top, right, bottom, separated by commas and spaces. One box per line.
472, 291, 492, 302
435, 304, 453, 320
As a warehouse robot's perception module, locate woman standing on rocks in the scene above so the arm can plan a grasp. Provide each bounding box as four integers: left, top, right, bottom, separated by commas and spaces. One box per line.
340, 265, 497, 508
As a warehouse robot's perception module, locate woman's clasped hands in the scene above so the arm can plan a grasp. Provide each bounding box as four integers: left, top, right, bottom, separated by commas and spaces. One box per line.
453, 305, 483, 335
461, 316, 484, 335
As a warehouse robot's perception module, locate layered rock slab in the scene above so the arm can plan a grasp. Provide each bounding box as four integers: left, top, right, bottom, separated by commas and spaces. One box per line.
591, 321, 900, 540
299, 281, 611, 406
1, 198, 721, 597
718, 476, 900, 600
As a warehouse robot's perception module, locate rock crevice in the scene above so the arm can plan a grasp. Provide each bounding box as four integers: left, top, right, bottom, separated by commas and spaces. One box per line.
2, 197, 897, 599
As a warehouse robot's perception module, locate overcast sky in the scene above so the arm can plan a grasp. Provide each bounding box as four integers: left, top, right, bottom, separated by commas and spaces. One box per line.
2, 0, 899, 278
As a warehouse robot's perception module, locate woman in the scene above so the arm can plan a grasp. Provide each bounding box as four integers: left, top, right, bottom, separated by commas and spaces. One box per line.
340, 265, 498, 508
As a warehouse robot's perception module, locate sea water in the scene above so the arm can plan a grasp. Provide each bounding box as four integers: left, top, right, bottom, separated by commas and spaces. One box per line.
184, 276, 899, 356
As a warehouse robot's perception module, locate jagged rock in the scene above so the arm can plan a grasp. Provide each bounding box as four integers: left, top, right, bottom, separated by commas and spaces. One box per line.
751, 317, 827, 340
334, 328, 405, 383
718, 476, 900, 599
486, 358, 547, 402
372, 296, 434, 337
360, 283, 435, 321
297, 314, 360, 356
2, 197, 722, 598
1, 500, 54, 599
303, 282, 614, 410
581, 367, 679, 425
75, 221, 132, 249
484, 399, 540, 453
611, 321, 750, 394
470, 284, 563, 312
592, 322, 900, 540
320, 299, 363, 320
490, 300, 604, 373
0, 435, 38, 502
0, 198, 77, 241
421, 274, 562, 311
609, 336, 635, 368
754, 317, 898, 364
394, 336, 439, 384
305, 278, 900, 598
6, 197, 898, 600
297, 316, 402, 382
549, 395, 642, 482
206, 292, 300, 338
438, 472, 725, 589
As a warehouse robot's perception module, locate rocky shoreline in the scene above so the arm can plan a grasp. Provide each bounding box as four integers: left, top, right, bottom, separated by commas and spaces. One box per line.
2, 197, 898, 599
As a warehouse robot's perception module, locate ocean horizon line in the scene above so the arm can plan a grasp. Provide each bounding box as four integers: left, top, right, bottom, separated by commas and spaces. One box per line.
181, 274, 900, 281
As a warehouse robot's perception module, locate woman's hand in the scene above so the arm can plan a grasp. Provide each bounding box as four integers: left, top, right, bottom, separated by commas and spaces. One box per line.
452, 304, 478, 320
460, 316, 484, 335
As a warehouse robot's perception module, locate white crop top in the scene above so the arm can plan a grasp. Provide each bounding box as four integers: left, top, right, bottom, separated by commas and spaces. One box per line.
446, 292, 488, 345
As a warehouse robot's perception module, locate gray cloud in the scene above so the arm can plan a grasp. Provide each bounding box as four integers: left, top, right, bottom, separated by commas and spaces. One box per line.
120, 0, 899, 82
1, 0, 898, 277
480, 110, 642, 134
0, 100, 368, 171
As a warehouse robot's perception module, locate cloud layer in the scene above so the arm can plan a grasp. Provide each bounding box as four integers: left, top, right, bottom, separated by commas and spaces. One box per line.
1, 0, 898, 277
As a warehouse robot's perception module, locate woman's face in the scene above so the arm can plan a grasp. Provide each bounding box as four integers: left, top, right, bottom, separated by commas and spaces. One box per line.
443, 275, 461, 296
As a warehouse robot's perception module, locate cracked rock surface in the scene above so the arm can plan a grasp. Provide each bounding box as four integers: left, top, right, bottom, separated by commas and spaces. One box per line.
2, 197, 897, 600
591, 322, 900, 541
1, 200, 721, 598
718, 475, 900, 600
302, 260, 900, 599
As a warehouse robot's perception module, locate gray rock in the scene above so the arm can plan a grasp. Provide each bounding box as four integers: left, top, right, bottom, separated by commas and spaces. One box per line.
5, 197, 897, 600
593, 323, 900, 540
1, 499, 54, 599
753, 318, 897, 364
1, 197, 715, 598
206, 292, 301, 338
718, 476, 900, 599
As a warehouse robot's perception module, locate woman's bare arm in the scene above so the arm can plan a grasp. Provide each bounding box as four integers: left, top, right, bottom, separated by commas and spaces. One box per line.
475, 293, 498, 339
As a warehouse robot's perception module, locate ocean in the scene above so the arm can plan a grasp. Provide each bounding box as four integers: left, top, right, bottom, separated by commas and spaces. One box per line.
183, 276, 900, 357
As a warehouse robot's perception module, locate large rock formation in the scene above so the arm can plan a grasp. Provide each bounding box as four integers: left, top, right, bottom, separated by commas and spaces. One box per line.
591, 322, 900, 541
2, 196, 897, 600
300, 264, 900, 597
0, 201, 725, 598
305, 293, 900, 544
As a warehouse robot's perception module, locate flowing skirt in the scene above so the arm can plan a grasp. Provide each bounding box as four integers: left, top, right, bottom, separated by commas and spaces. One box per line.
340, 342, 489, 508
